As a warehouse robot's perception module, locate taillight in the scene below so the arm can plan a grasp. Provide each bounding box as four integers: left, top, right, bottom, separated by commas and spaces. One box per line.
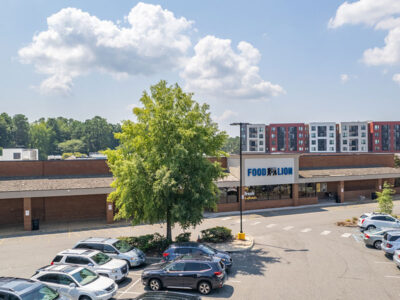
361, 219, 365, 224
163, 252, 169, 257
214, 271, 222, 276
364, 234, 370, 239
387, 243, 393, 248
50, 262, 54, 265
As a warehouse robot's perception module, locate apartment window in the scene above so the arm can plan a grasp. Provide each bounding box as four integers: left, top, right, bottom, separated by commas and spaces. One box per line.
299, 140, 303, 145
299, 127, 303, 131
299, 147, 303, 151
343, 125, 347, 130
278, 127, 286, 151
13, 153, 21, 160
311, 140, 316, 145
271, 140, 276, 145
375, 132, 379, 137
311, 133, 316, 138
361, 146, 365, 151
343, 147, 348, 151
271, 127, 276, 132
361, 125, 366, 130
289, 127, 298, 151
349, 139, 358, 151
318, 139, 327, 151
329, 133, 334, 138
329, 125, 335, 131
395, 125, 400, 150
311, 126, 316, 131
361, 139, 366, 145
343, 132, 347, 137
305, 147, 309, 151
259, 140, 264, 145
249, 127, 257, 138
311, 147, 316, 151
343, 139, 347, 145
329, 140, 334, 145
259, 134, 264, 139
259, 147, 264, 152
375, 146, 380, 151
259, 127, 264, 132
271, 134, 276, 138
361, 132, 366, 137
349, 125, 358, 137
329, 147, 335, 151
374, 125, 380, 130
317, 126, 327, 137
299, 133, 303, 138
375, 139, 379, 145
382, 125, 390, 151
249, 140, 258, 151
271, 147, 276, 151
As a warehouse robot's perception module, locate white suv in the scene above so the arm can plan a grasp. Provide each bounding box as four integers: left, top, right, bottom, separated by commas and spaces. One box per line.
51, 249, 129, 282
31, 265, 117, 300
358, 213, 400, 231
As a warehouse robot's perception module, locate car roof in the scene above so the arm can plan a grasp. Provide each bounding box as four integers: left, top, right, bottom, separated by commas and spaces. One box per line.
174, 255, 214, 262
58, 249, 98, 256
38, 264, 82, 274
78, 237, 118, 245
169, 242, 201, 248
134, 291, 201, 300
0, 277, 43, 295
386, 231, 400, 236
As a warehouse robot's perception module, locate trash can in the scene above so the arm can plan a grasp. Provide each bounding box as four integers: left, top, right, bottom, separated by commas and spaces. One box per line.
32, 219, 40, 231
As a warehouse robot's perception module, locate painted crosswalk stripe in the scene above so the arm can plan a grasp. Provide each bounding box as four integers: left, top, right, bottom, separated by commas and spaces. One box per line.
251, 221, 261, 226
222, 217, 232, 221
283, 226, 294, 231
320, 230, 331, 235
341, 233, 352, 238
301, 228, 311, 233
266, 224, 276, 228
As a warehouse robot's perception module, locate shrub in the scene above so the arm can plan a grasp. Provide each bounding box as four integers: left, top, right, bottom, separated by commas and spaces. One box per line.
352, 217, 358, 223
345, 219, 351, 223
199, 226, 233, 243
376, 182, 395, 214
175, 232, 191, 243
119, 233, 171, 255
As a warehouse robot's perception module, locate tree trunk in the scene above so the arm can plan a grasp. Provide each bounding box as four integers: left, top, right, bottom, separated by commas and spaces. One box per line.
166, 207, 172, 241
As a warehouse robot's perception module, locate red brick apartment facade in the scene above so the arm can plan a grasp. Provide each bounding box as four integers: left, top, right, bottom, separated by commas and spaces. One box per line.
268, 123, 309, 153
369, 121, 400, 152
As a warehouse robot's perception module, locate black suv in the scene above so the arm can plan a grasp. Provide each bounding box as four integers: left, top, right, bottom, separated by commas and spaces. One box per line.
141, 256, 225, 295
0, 277, 62, 300
134, 291, 201, 299
163, 243, 232, 269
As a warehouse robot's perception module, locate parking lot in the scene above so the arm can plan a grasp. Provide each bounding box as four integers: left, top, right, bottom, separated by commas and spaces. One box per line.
2, 201, 400, 299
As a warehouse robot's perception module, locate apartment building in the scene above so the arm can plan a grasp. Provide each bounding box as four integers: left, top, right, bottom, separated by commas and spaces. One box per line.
369, 121, 400, 152
269, 123, 308, 153
242, 124, 266, 153
309, 122, 337, 153
339, 122, 368, 152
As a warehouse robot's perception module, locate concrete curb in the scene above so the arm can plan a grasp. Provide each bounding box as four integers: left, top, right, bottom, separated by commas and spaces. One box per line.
206, 235, 255, 253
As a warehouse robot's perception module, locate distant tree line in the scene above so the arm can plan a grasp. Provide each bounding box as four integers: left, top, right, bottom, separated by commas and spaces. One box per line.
221, 136, 239, 154
0, 113, 121, 160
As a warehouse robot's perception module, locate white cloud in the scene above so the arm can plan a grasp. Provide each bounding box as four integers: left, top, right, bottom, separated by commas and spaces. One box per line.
393, 73, 400, 84
181, 35, 285, 101
329, 0, 400, 67
214, 110, 238, 122
18, 3, 193, 94
340, 73, 350, 83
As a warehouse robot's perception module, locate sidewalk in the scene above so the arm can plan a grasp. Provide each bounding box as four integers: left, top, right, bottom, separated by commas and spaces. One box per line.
206, 235, 254, 252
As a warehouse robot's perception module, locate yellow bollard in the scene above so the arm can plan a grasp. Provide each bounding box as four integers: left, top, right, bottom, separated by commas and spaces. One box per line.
237, 232, 246, 240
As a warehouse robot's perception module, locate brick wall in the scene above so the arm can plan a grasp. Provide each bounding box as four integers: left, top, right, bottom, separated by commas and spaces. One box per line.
300, 153, 394, 169
0, 198, 23, 225
245, 199, 293, 210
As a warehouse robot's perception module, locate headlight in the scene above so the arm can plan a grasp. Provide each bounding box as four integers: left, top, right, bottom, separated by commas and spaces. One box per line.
222, 258, 227, 261
112, 269, 118, 273
95, 290, 107, 296
130, 257, 137, 261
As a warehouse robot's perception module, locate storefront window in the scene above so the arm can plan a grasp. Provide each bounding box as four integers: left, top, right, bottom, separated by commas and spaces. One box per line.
244, 185, 292, 201
299, 183, 316, 198
218, 188, 238, 204
395, 178, 400, 187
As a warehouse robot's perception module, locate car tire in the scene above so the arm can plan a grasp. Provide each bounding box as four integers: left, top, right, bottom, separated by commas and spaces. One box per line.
149, 278, 162, 291
79, 296, 92, 300
374, 240, 382, 249
198, 281, 212, 295
366, 225, 376, 231
124, 260, 131, 269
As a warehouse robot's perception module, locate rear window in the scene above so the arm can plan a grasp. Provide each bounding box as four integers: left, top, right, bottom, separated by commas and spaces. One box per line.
360, 214, 368, 218
389, 235, 400, 242
52, 256, 63, 263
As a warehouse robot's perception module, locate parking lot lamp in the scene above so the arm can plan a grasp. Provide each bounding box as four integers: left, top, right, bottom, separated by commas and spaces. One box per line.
230, 122, 249, 240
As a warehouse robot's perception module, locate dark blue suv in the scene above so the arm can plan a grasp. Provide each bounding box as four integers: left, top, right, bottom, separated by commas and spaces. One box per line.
162, 242, 233, 269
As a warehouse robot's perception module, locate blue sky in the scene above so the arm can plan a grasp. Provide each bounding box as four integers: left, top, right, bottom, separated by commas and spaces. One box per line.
1, 0, 400, 136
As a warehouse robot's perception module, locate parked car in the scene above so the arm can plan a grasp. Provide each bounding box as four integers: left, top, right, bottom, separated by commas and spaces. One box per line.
162, 242, 232, 269
51, 249, 129, 282
31, 264, 118, 300
358, 213, 400, 231
393, 250, 400, 268
381, 231, 400, 256
134, 291, 201, 300
0, 277, 68, 300
141, 256, 225, 295
73, 237, 146, 268
363, 228, 398, 249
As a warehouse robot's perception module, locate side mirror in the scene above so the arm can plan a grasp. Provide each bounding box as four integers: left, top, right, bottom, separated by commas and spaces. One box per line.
69, 283, 76, 289
88, 263, 94, 267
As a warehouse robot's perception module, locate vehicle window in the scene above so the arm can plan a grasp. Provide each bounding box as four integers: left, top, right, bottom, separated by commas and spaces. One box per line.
91, 252, 111, 265
52, 256, 63, 263
22, 285, 59, 300
386, 217, 395, 222
65, 256, 90, 265
103, 245, 118, 254
75, 243, 90, 249
57, 275, 74, 286
38, 274, 59, 284
198, 263, 211, 271
113, 240, 133, 253
360, 214, 368, 218
89, 244, 104, 251
71, 268, 98, 286
372, 216, 385, 221
166, 262, 185, 272
192, 248, 206, 255
389, 235, 400, 242
0, 292, 16, 300
199, 245, 216, 255
184, 262, 201, 271
175, 248, 191, 255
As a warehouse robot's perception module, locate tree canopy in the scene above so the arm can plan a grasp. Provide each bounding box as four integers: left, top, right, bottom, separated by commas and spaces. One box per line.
105, 81, 227, 240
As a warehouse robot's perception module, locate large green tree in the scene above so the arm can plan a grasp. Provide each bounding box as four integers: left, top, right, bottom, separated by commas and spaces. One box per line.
12, 114, 30, 147
0, 113, 14, 148
58, 139, 86, 153
376, 181, 395, 214
83, 116, 114, 153
29, 121, 52, 160
105, 81, 227, 240
222, 136, 240, 154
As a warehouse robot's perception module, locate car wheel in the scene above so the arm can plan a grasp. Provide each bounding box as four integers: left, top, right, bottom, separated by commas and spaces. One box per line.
374, 240, 382, 249
198, 281, 212, 295
124, 260, 131, 268
149, 279, 161, 291
79, 296, 91, 300
366, 225, 376, 231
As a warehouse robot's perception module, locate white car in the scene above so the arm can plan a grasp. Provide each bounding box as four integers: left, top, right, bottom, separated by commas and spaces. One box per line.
393, 250, 400, 268
51, 249, 129, 282
32, 265, 118, 300
358, 213, 400, 231
381, 231, 400, 255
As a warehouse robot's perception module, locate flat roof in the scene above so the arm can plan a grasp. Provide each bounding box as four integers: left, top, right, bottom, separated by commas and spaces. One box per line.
299, 167, 400, 178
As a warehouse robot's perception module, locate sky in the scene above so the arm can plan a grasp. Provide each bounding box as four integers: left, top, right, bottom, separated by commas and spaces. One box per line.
1, 0, 400, 136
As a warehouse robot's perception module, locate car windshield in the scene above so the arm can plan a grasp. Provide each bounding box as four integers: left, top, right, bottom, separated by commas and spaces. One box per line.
22, 285, 59, 300
91, 252, 111, 265
199, 244, 216, 255
71, 268, 98, 286
113, 240, 134, 253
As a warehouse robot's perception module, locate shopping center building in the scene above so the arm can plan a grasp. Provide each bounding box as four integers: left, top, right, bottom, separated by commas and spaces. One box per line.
1, 153, 400, 230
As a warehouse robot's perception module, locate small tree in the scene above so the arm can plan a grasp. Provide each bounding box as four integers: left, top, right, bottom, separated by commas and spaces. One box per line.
376, 181, 395, 214
105, 81, 227, 241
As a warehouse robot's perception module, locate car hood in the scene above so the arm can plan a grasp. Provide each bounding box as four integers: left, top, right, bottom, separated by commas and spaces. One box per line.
100, 258, 126, 270
214, 251, 231, 260
82, 275, 115, 291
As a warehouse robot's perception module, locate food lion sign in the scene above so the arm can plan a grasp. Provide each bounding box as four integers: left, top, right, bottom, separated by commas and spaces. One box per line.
244, 157, 296, 186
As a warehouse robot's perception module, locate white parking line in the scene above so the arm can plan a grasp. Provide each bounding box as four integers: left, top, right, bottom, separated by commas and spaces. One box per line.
129, 272, 143, 276
119, 278, 141, 296
283, 226, 294, 231
352, 234, 362, 243
320, 231, 331, 235
229, 280, 241, 283
222, 217, 232, 221
375, 261, 393, 264
385, 275, 400, 279
251, 222, 261, 226
266, 224, 276, 228
301, 228, 311, 233
341, 233, 352, 238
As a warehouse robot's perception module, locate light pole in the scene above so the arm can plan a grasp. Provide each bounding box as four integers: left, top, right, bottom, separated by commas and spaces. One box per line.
230, 122, 249, 239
